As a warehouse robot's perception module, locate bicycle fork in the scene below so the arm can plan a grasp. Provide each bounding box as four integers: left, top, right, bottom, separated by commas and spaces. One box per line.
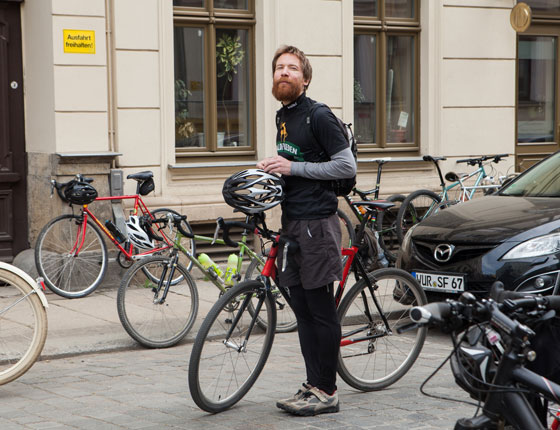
151, 253, 179, 304
223, 281, 270, 353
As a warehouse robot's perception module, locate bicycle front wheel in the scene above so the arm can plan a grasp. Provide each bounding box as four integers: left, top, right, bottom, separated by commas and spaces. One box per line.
0, 267, 48, 385
337, 267, 427, 391
245, 256, 296, 333
337, 208, 356, 248
35, 214, 108, 298
188, 280, 276, 413
396, 190, 441, 244
117, 256, 199, 348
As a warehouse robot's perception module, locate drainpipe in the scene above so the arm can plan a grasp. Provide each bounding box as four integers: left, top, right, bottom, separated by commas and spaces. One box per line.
105, 0, 116, 168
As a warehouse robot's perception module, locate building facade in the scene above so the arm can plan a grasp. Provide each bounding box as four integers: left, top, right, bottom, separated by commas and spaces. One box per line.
0, 0, 559, 261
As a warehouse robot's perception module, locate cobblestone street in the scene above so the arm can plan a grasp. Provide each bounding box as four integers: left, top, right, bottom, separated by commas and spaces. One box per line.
1, 329, 476, 429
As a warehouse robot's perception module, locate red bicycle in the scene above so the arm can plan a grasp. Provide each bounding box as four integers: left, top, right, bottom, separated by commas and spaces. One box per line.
188, 200, 428, 413
34, 172, 195, 298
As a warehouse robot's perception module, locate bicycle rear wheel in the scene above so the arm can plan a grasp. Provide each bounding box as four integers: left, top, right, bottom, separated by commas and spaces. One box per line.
396, 190, 441, 244
0, 267, 48, 385
337, 267, 427, 391
117, 256, 198, 348
245, 256, 296, 333
35, 214, 108, 298
376, 194, 405, 262
188, 280, 276, 413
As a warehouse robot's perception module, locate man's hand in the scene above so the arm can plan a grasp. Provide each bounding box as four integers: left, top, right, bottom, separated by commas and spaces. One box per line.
257, 156, 292, 176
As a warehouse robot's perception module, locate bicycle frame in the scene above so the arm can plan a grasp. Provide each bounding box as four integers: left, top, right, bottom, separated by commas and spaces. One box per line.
153, 221, 265, 302
342, 157, 391, 222
250, 212, 391, 349
440, 164, 492, 203
72, 194, 173, 261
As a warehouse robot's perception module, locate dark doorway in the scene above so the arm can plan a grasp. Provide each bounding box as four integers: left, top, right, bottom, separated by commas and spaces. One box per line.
0, 1, 28, 261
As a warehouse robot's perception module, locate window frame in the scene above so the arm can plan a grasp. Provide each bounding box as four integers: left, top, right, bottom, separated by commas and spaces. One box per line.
173, 0, 256, 162
354, 0, 420, 155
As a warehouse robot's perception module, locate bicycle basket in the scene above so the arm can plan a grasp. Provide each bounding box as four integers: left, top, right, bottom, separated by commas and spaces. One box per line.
138, 178, 155, 196
64, 181, 98, 205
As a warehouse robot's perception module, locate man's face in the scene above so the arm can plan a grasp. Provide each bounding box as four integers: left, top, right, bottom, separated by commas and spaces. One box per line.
272, 53, 309, 104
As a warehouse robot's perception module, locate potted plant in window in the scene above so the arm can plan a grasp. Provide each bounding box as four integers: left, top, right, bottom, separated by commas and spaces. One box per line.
175, 79, 196, 146
216, 33, 245, 146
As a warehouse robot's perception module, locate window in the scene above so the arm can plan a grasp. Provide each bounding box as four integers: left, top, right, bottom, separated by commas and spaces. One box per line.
353, 0, 419, 154
173, 1, 254, 160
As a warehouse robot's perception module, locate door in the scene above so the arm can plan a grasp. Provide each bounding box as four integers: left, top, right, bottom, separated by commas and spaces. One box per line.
0, 1, 28, 261
516, 26, 560, 171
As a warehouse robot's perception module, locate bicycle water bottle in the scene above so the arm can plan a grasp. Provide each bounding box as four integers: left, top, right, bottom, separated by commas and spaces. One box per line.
197, 253, 224, 281
224, 254, 238, 286
105, 220, 126, 243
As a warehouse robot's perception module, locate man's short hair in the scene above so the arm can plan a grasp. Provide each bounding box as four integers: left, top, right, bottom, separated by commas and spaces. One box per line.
272, 45, 312, 89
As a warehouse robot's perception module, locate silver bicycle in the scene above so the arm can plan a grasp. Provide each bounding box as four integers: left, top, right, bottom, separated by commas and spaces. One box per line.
0, 262, 48, 384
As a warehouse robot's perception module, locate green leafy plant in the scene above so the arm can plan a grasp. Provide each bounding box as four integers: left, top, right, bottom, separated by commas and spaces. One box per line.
175, 79, 194, 139
216, 33, 245, 143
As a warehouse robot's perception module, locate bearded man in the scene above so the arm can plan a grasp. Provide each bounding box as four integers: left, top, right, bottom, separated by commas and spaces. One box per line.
257, 45, 356, 416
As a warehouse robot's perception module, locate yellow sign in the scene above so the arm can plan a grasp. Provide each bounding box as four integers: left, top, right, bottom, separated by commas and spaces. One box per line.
510, 3, 532, 33
63, 30, 95, 54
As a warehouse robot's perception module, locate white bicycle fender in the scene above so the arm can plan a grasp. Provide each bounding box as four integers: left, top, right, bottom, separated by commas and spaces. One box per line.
0, 262, 49, 308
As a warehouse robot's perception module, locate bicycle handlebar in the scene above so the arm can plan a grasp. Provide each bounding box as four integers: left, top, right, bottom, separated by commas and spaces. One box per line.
456, 154, 509, 166
409, 286, 560, 337
216, 217, 256, 248
51, 174, 95, 203
149, 214, 194, 239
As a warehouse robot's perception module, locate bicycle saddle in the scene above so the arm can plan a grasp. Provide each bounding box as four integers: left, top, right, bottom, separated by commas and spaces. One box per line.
351, 200, 395, 211
422, 155, 447, 163
127, 171, 153, 181
445, 171, 468, 182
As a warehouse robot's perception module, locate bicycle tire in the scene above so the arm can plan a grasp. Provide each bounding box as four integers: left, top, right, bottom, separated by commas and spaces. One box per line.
0, 267, 48, 385
188, 280, 276, 413
337, 267, 427, 391
244, 256, 297, 333
150, 208, 195, 271
35, 214, 108, 298
375, 193, 405, 262
396, 189, 441, 244
117, 256, 199, 348
337, 208, 356, 248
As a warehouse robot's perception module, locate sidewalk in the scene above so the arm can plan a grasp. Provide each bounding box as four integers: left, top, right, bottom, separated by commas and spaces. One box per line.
32, 263, 223, 359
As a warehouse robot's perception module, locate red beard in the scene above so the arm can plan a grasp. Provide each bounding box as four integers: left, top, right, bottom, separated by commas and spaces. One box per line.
272, 79, 303, 103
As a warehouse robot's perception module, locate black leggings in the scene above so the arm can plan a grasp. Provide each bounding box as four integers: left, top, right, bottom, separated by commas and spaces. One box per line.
289, 283, 341, 394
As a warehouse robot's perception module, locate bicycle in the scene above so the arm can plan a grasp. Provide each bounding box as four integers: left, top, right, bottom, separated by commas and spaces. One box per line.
395, 154, 509, 243
117, 212, 297, 348
339, 157, 405, 263
187, 199, 428, 413
34, 172, 195, 299
408, 286, 560, 429
0, 262, 48, 385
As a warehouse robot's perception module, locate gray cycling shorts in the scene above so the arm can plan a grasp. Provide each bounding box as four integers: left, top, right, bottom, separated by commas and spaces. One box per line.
277, 213, 342, 290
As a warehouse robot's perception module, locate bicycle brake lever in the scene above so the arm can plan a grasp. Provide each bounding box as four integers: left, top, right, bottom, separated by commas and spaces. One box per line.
212, 221, 220, 245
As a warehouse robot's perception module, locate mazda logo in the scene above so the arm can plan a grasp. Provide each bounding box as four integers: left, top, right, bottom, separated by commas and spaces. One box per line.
434, 244, 455, 263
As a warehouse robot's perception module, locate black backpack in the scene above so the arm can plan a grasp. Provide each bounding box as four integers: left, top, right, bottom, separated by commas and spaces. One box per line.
308, 103, 357, 196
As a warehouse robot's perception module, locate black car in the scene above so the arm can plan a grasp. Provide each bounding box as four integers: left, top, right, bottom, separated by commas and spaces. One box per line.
397, 151, 560, 300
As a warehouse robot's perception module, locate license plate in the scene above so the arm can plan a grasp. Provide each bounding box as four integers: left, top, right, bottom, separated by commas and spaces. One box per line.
412, 271, 465, 293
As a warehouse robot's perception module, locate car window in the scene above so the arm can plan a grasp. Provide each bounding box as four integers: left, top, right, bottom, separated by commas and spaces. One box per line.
501, 152, 560, 197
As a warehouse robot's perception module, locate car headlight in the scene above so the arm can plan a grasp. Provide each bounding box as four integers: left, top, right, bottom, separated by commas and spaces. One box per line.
502, 233, 560, 260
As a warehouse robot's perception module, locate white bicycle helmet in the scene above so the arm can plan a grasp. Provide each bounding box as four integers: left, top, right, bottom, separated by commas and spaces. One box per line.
125, 215, 154, 249
222, 169, 284, 214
